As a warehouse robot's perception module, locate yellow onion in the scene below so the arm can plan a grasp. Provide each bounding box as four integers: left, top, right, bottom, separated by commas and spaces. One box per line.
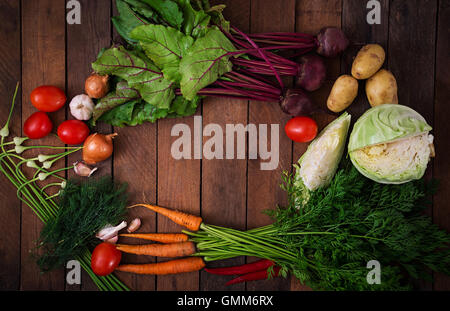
85, 73, 109, 99
82, 133, 117, 165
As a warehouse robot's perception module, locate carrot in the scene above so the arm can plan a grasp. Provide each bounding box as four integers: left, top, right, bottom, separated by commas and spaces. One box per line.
119, 233, 189, 243
116, 257, 205, 275
128, 204, 203, 231
116, 241, 196, 257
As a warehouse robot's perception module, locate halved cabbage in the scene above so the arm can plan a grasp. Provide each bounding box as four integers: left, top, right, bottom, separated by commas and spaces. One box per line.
294, 112, 351, 192
349, 104, 434, 184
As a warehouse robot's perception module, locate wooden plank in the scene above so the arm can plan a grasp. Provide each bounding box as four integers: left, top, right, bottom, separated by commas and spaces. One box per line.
20, 0, 66, 290
0, 0, 21, 290
389, 0, 437, 290
66, 0, 112, 291
156, 116, 201, 291
433, 0, 450, 291
199, 0, 250, 292
292, 0, 344, 291
246, 0, 295, 291
109, 0, 157, 291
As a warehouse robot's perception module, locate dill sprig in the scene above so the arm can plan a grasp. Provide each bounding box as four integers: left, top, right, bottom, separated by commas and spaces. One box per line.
189, 162, 450, 291
36, 177, 128, 272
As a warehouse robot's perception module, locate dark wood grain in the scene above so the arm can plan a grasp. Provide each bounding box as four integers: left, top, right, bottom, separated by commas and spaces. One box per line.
65, 0, 112, 291
388, 0, 437, 290
199, 0, 250, 291
433, 0, 450, 291
20, 0, 66, 290
0, 0, 21, 290
246, 0, 295, 291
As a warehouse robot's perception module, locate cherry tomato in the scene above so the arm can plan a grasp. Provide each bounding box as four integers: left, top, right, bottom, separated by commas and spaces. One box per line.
57, 120, 90, 145
285, 116, 318, 143
91, 242, 122, 276
23, 112, 53, 139
30, 85, 67, 112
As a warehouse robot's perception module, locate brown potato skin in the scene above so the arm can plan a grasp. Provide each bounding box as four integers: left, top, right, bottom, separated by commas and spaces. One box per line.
366, 69, 398, 107
327, 75, 359, 113
351, 44, 386, 80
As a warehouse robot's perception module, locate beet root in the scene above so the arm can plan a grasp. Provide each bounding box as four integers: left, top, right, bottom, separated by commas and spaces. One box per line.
316, 27, 350, 58
296, 54, 327, 92
279, 88, 317, 116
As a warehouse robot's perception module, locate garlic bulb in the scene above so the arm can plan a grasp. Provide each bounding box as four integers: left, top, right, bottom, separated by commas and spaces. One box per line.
69, 94, 94, 121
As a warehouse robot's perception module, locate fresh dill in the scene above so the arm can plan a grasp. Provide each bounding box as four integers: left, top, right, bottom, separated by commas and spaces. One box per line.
36, 177, 128, 272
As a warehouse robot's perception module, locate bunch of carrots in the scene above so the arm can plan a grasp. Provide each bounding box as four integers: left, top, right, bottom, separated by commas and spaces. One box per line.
115, 204, 280, 285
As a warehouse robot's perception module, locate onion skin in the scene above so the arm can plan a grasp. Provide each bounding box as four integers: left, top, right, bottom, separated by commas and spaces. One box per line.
82, 133, 117, 165
85, 74, 109, 99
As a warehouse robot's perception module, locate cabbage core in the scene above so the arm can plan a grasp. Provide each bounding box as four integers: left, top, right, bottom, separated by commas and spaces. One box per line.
351, 133, 433, 184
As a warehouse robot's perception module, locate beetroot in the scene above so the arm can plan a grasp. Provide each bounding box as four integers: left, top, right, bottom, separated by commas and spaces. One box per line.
316, 27, 350, 58
296, 54, 327, 91
279, 89, 317, 116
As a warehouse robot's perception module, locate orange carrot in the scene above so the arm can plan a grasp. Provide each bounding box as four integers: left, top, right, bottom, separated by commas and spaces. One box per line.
119, 233, 189, 243
116, 257, 205, 275
116, 241, 196, 257
128, 204, 203, 231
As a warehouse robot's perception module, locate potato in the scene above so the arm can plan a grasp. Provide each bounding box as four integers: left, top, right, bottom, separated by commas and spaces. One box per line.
351, 44, 385, 80
327, 75, 359, 113
366, 69, 398, 107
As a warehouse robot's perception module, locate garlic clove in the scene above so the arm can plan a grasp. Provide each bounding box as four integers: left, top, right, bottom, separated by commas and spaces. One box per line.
96, 221, 127, 241
127, 218, 141, 233
73, 161, 98, 177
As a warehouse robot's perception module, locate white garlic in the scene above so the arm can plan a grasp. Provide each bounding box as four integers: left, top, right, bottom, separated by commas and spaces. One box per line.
69, 94, 94, 121
96, 221, 127, 241
73, 161, 98, 177
127, 218, 141, 233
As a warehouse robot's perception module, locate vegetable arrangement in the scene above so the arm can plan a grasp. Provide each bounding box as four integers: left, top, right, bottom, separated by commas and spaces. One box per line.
0, 85, 128, 290
86, 0, 349, 128
111, 161, 450, 290
104, 113, 449, 291
0, 0, 448, 293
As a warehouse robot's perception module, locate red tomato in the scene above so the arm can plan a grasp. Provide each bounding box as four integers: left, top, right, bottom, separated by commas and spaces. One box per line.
57, 120, 90, 145
91, 243, 122, 276
285, 116, 318, 143
23, 112, 53, 139
30, 85, 67, 112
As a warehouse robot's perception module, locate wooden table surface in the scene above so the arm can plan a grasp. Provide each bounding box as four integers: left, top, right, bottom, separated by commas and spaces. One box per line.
0, 0, 449, 291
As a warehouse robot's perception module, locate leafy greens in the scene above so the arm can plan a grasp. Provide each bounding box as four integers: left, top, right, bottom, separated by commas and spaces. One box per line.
91, 0, 236, 127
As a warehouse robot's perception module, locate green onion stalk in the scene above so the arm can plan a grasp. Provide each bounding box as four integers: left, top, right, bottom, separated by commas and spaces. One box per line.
0, 83, 129, 291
